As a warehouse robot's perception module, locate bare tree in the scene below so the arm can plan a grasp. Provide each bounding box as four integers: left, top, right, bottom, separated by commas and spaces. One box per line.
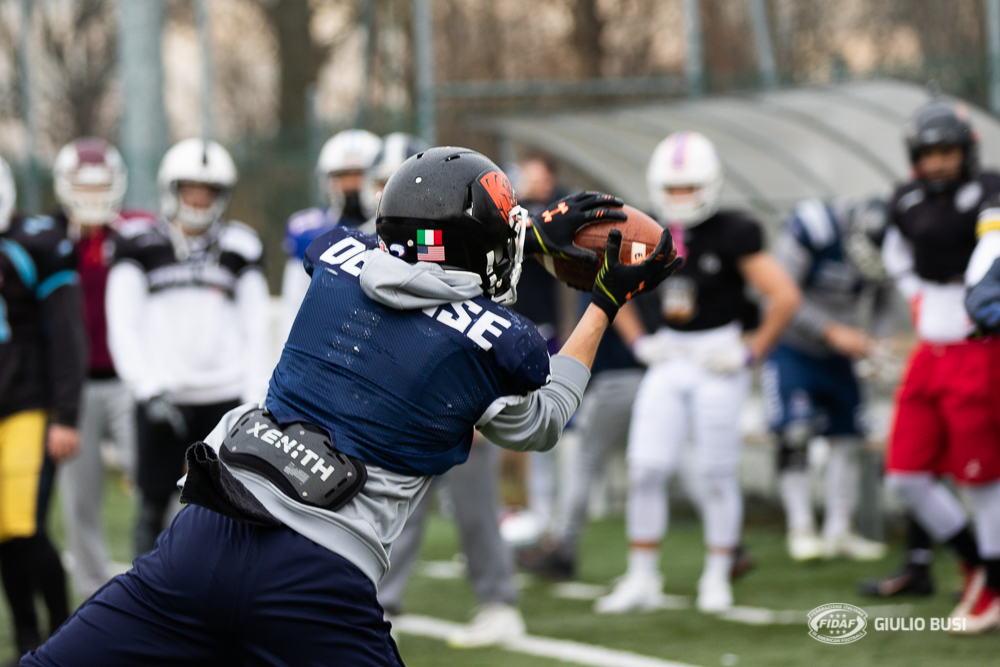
258, 0, 358, 133
38, 0, 117, 145
569, 0, 605, 78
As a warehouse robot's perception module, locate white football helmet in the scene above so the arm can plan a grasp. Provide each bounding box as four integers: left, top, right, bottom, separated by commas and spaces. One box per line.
158, 138, 237, 232
54, 138, 127, 227
316, 129, 381, 213
366, 132, 428, 213
647, 131, 723, 227
370, 133, 429, 186
0, 156, 15, 234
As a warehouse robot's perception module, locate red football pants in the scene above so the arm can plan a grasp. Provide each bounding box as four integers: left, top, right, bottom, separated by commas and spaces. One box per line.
887, 338, 1000, 484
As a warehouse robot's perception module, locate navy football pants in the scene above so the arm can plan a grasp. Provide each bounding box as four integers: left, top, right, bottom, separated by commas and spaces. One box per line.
22, 506, 404, 667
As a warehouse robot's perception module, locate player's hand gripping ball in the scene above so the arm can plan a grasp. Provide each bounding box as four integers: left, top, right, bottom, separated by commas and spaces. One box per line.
590, 227, 683, 321
536, 204, 673, 291
525, 191, 628, 266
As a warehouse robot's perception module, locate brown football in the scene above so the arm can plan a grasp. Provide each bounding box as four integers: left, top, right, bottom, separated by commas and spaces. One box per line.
535, 205, 670, 290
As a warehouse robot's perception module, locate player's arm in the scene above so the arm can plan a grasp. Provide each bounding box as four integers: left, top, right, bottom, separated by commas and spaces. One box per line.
39, 275, 87, 460
882, 220, 920, 303
964, 203, 1000, 330
775, 221, 871, 358
106, 261, 160, 400
479, 229, 681, 452
738, 251, 801, 361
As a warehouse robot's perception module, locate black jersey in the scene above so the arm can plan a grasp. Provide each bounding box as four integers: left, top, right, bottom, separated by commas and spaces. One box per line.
888, 171, 1000, 283
0, 214, 87, 424
660, 210, 764, 332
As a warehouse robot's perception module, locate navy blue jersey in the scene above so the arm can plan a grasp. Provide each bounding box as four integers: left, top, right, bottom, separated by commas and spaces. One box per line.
266, 228, 551, 476
786, 201, 864, 297
283, 207, 336, 261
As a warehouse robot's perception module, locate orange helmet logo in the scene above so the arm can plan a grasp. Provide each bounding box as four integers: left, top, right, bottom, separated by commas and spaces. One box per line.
479, 171, 516, 218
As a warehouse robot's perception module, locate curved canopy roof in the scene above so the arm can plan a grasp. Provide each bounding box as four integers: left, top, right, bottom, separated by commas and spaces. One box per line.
493, 79, 1000, 228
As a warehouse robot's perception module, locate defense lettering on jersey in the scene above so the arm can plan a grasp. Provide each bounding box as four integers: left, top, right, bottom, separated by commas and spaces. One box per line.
422, 301, 512, 351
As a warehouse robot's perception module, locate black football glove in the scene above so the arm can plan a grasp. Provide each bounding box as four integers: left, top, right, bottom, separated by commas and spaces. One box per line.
591, 228, 683, 320
524, 191, 628, 264
142, 395, 189, 441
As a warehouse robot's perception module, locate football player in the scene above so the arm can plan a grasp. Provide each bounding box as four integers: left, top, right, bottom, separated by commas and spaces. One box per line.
52, 137, 146, 599
105, 139, 272, 556
596, 131, 800, 614
377, 144, 552, 650
519, 290, 659, 580
23, 147, 679, 666
280, 129, 382, 340
764, 197, 893, 562
0, 156, 87, 659
873, 99, 1000, 633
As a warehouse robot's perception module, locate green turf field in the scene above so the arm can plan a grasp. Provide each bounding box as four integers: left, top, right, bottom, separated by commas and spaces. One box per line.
0, 475, 996, 666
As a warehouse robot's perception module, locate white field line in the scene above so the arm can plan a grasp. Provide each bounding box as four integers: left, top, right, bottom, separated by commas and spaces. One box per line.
393, 614, 704, 667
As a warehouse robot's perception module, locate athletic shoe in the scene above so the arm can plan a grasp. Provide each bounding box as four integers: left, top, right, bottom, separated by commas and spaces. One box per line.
730, 543, 757, 580
950, 586, 1000, 634
857, 565, 935, 597
594, 571, 665, 614
824, 533, 888, 561
951, 565, 987, 620
787, 530, 823, 562
696, 571, 733, 613
446, 603, 526, 648
517, 545, 576, 580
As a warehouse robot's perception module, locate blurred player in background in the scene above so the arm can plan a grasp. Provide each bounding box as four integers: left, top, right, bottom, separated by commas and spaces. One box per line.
597, 131, 800, 614
509, 154, 568, 539
24, 147, 678, 666
962, 190, 1000, 632
874, 99, 1000, 633
520, 290, 658, 580
764, 197, 893, 563
358, 132, 429, 234
106, 139, 271, 556
280, 129, 382, 340
52, 138, 143, 599
0, 156, 87, 659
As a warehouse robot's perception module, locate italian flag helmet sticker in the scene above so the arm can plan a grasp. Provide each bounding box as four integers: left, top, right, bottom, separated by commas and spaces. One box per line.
417, 229, 445, 261
417, 229, 442, 245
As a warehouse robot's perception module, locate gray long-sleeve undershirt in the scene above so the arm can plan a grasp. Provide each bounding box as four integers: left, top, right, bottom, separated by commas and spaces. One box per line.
774, 227, 894, 357
478, 354, 590, 452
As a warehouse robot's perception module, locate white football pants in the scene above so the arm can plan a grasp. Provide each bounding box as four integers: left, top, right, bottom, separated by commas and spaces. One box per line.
626, 325, 749, 550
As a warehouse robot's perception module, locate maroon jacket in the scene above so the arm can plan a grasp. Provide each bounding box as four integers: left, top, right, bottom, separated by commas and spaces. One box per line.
72, 209, 156, 378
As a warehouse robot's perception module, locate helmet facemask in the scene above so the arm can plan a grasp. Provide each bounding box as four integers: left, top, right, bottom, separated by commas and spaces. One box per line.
171, 181, 230, 233
54, 139, 128, 228
488, 205, 527, 305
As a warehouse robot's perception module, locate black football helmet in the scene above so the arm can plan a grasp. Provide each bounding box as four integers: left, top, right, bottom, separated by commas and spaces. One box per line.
906, 99, 978, 190
375, 146, 527, 304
